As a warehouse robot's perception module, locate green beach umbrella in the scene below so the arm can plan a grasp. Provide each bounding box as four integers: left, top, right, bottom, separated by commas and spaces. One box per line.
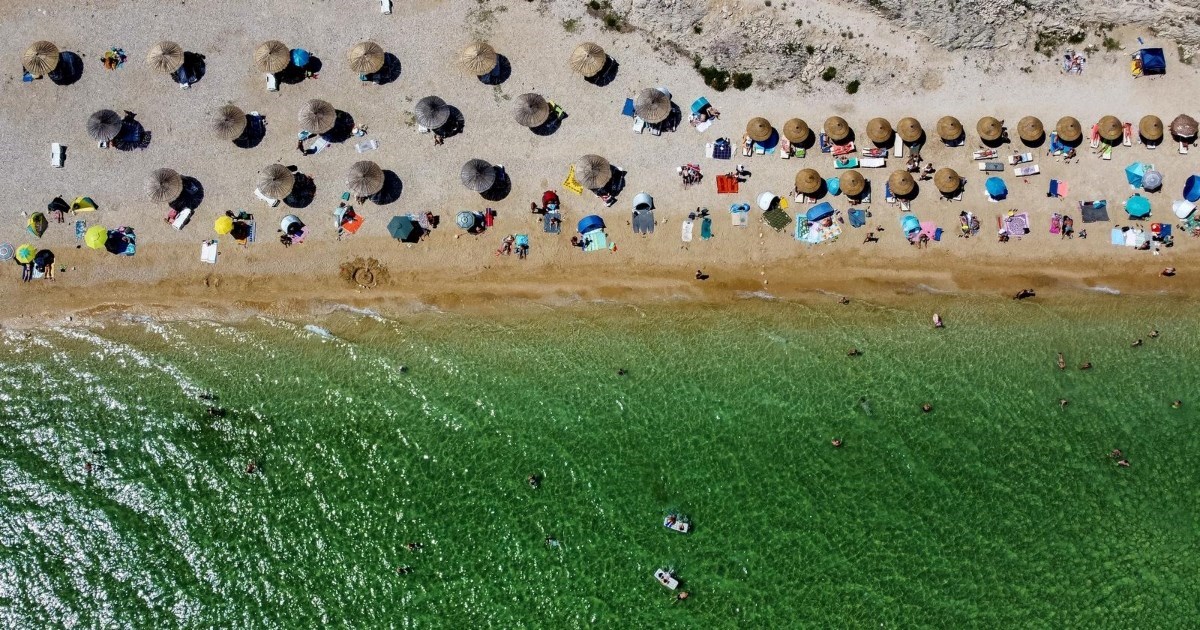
84, 225, 108, 250
15, 244, 35, 264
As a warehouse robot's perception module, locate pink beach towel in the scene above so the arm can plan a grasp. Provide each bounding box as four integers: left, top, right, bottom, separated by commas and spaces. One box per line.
918, 221, 941, 241
1050, 213, 1062, 234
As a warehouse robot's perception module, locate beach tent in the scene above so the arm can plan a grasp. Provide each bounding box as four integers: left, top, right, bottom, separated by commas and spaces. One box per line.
757, 192, 779, 211
806, 202, 834, 222
27, 213, 48, 238
1126, 163, 1146, 188
388, 216, 419, 242
577, 215, 605, 234
985, 177, 1008, 200
1172, 200, 1196, 219
1126, 194, 1151, 218
900, 214, 921, 237
632, 192, 653, 212
84, 225, 108, 249
1184, 175, 1200, 202
1136, 48, 1166, 75
280, 215, 304, 235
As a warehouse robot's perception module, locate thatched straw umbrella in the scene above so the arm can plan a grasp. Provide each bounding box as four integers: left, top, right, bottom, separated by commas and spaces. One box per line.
977, 117, 1003, 142
1098, 116, 1122, 142
897, 117, 923, 143
746, 117, 773, 143
569, 42, 606, 77
459, 42, 498, 76
1171, 114, 1198, 138
348, 41, 385, 74
937, 116, 963, 142
211, 105, 247, 141
298, 99, 336, 134
794, 169, 822, 195
146, 41, 184, 73
889, 170, 916, 197
145, 168, 183, 203
635, 88, 671, 124
1139, 115, 1163, 142
513, 93, 550, 128
1017, 116, 1043, 144
414, 96, 451, 129
254, 40, 290, 73
258, 164, 294, 199
461, 159, 497, 192
576, 155, 612, 190
87, 109, 123, 142
347, 161, 384, 197
933, 168, 962, 195
23, 41, 59, 75
867, 118, 893, 144
782, 118, 810, 144
1057, 116, 1082, 143
825, 116, 850, 143
841, 171, 866, 198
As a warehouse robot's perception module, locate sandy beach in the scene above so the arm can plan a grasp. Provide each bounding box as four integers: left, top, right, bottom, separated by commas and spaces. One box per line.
2, 0, 1197, 325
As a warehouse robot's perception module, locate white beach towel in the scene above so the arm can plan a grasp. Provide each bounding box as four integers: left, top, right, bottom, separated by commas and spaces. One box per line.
694, 119, 713, 133
200, 241, 218, 264
681, 220, 694, 242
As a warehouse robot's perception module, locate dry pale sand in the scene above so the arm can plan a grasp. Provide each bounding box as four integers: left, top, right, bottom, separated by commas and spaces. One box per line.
0, 0, 1195, 325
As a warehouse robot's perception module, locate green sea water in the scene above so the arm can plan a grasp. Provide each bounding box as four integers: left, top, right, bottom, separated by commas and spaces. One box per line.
1, 296, 1198, 627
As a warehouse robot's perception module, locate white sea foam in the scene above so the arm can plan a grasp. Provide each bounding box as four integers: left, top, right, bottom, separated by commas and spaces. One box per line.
736, 290, 777, 300
1090, 285, 1121, 295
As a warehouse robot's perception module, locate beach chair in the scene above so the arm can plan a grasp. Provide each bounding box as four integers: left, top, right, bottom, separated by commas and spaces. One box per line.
632, 117, 646, 134
51, 143, 64, 168
266, 74, 278, 91
1008, 152, 1033, 165
381, 0, 392, 14
172, 207, 193, 230
1090, 125, 1101, 149
893, 134, 904, 158
860, 157, 885, 168
200, 240, 218, 263
978, 162, 1003, 172
355, 139, 379, 153
1180, 141, 1190, 155
255, 188, 280, 207
885, 183, 896, 204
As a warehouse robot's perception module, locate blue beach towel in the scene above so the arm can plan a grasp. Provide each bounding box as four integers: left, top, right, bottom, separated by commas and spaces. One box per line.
849, 209, 866, 228
622, 98, 635, 117
700, 217, 712, 239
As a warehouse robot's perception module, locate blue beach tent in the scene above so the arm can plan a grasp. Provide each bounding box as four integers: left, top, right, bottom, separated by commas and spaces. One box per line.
577, 215, 605, 234
985, 177, 1008, 200
1184, 175, 1200, 202
806, 202, 834, 222
1125, 162, 1146, 188
900, 214, 920, 237
1137, 48, 1166, 75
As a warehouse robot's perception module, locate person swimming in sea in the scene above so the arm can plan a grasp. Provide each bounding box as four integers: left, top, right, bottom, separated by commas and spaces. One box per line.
1117, 459, 1131, 468
1149, 329, 1159, 339
673, 591, 690, 604
406, 542, 422, 552
1079, 362, 1093, 370
1109, 449, 1123, 458
1060, 399, 1069, 410
1057, 353, 1066, 370
395, 566, 413, 575
847, 348, 862, 357
246, 461, 258, 474
921, 403, 933, 413
831, 438, 843, 448
1172, 400, 1183, 409
617, 368, 627, 376
1132, 338, 1143, 347
545, 536, 559, 549
527, 474, 541, 489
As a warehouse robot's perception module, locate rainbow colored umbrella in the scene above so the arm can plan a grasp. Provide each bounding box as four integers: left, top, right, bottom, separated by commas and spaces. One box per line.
15, 244, 36, 264
84, 225, 108, 250
214, 216, 234, 235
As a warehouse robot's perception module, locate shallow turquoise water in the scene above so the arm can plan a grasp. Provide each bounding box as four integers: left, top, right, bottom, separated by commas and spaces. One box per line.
1, 298, 1197, 626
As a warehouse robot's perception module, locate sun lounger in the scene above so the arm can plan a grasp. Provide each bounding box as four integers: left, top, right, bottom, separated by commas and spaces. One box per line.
266, 74, 278, 91
893, 134, 904, 157
834, 157, 858, 169
172, 207, 193, 230
1008, 152, 1033, 165
1013, 165, 1040, 177
977, 162, 1003, 172
51, 143, 64, 168
973, 149, 998, 160
648, 122, 662, 136
1101, 144, 1112, 160
381, 0, 392, 13
355, 139, 379, 153
885, 183, 896, 204
860, 157, 885, 168
201, 240, 218, 263
862, 147, 887, 158
255, 188, 280, 207
542, 211, 561, 234
1180, 141, 1190, 155
631, 117, 645, 134
831, 141, 855, 157
818, 132, 831, 153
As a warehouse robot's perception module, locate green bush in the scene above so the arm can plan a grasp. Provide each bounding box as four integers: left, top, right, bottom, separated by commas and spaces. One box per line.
732, 72, 753, 90
845, 80, 860, 94
821, 66, 837, 81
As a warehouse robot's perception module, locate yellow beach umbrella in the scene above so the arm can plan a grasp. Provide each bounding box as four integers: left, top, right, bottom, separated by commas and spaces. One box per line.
866, 118, 893, 144
15, 244, 36, 264
84, 226, 108, 250
214, 216, 234, 235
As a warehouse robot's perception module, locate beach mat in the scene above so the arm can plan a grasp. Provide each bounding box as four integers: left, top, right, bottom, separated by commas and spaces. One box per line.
716, 174, 738, 194
633, 210, 654, 234
1080, 201, 1109, 223
1004, 213, 1030, 237
583, 229, 608, 252
563, 166, 583, 194
681, 220, 693, 242
763, 208, 791, 231
700, 216, 712, 239
543, 212, 562, 234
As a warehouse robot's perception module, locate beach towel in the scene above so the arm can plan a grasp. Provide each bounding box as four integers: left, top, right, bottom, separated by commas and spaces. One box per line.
543, 212, 561, 234
201, 240, 218, 264
1048, 179, 1068, 198
694, 119, 713, 133
1004, 213, 1030, 237
681, 219, 693, 242
1050, 213, 1062, 234
75, 220, 86, 240
632, 210, 654, 234
795, 216, 809, 241
310, 137, 330, 154
712, 138, 732, 160
1110, 228, 1125, 245
1048, 132, 1066, 156
763, 208, 791, 231
583, 228, 609, 252
563, 166, 583, 194
700, 217, 713, 240
622, 98, 635, 117
1080, 201, 1109, 223
732, 211, 748, 227
716, 174, 739, 194
849, 209, 866, 228
515, 234, 529, 248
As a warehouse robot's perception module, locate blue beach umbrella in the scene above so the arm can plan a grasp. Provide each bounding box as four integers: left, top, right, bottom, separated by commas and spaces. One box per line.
387, 216, 417, 241
985, 177, 1008, 199
806, 202, 834, 222
1125, 162, 1145, 188
1184, 175, 1200, 202
1126, 194, 1151, 218
456, 211, 477, 230
291, 48, 311, 68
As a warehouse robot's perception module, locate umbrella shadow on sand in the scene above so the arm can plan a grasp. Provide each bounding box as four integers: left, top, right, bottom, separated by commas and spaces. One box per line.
170, 176, 205, 211
585, 57, 619, 87
284, 173, 316, 208
480, 167, 512, 202
321, 110, 356, 144
367, 53, 402, 85
233, 114, 267, 149
531, 111, 567, 137
479, 55, 511, 86
279, 55, 323, 84
48, 51, 84, 85
369, 170, 404, 205
172, 51, 207, 85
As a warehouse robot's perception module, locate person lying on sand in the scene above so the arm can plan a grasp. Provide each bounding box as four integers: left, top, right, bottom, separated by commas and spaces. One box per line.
1160, 267, 1176, 277
863, 232, 879, 244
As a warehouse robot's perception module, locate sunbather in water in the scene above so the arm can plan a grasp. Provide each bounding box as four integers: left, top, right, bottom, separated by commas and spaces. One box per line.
1057, 353, 1066, 370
